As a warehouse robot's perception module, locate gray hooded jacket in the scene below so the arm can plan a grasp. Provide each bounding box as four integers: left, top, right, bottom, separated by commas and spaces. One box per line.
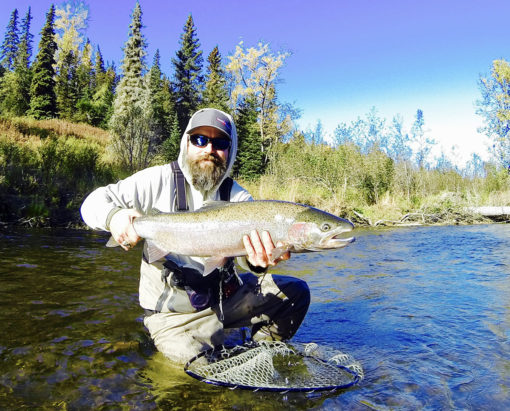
81, 109, 252, 311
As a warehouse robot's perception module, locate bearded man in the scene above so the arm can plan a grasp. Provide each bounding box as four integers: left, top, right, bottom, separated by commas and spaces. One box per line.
81, 108, 310, 363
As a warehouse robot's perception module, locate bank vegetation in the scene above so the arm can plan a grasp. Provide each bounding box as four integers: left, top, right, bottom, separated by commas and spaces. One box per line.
1, 116, 508, 228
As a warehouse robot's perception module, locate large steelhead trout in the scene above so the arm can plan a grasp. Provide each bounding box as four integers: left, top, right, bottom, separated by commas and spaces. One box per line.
108, 200, 355, 273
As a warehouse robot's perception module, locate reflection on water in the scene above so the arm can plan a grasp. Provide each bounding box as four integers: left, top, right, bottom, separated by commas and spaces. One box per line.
0, 224, 509, 408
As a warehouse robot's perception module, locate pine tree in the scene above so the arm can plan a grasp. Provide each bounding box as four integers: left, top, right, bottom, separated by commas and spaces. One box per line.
0, 9, 20, 71
29, 5, 57, 119
110, 1, 154, 171
172, 14, 203, 131
202, 46, 229, 111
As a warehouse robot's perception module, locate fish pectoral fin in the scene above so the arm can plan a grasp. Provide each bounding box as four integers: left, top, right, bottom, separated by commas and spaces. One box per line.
145, 240, 170, 263
270, 244, 292, 262
106, 236, 120, 247
203, 256, 228, 275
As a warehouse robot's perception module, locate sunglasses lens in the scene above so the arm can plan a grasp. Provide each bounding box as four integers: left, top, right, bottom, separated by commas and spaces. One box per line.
190, 135, 208, 147
212, 138, 230, 150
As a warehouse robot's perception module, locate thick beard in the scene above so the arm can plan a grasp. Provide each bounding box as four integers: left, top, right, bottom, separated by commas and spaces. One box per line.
187, 154, 227, 195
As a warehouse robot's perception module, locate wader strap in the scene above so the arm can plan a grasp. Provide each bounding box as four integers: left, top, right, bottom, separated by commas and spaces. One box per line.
170, 160, 233, 210
154, 267, 172, 313
171, 161, 188, 211
219, 177, 233, 201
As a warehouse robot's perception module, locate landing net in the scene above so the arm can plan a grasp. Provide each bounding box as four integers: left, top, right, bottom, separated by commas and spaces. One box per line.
184, 341, 363, 392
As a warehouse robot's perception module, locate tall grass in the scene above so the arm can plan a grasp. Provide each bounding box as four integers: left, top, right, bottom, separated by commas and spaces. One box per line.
238, 138, 510, 225
0, 117, 114, 226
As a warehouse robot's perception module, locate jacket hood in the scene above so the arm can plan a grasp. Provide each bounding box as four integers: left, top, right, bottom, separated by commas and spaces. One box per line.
177, 108, 238, 199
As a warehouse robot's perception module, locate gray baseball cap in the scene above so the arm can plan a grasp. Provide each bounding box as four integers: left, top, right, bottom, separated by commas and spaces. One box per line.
188, 108, 232, 138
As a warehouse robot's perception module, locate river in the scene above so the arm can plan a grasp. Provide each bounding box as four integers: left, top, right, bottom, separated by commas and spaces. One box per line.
0, 224, 509, 409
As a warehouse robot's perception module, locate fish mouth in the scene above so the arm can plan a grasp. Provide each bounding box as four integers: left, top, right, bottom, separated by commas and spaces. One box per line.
318, 223, 355, 249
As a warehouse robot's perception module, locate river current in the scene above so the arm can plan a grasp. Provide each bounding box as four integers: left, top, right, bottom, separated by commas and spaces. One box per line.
0, 224, 509, 409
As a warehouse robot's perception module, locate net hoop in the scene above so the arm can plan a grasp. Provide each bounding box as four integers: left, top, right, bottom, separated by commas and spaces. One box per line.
184, 341, 362, 392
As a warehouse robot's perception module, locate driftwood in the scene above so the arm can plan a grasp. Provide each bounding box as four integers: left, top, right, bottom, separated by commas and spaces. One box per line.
351, 208, 501, 227
463, 207, 510, 217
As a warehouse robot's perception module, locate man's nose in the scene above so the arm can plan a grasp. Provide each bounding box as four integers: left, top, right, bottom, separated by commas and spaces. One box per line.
202, 141, 214, 153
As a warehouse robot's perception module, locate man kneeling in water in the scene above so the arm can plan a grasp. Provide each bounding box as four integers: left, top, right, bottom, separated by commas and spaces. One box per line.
81, 108, 310, 363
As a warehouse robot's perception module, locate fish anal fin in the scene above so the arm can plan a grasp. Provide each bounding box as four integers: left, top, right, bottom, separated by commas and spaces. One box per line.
145, 240, 170, 263
203, 256, 228, 275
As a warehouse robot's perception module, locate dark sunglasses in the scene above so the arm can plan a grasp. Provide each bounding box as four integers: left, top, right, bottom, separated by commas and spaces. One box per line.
189, 134, 231, 150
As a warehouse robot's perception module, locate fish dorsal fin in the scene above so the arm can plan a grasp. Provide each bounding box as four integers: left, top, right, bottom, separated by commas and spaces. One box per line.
145, 240, 169, 263
197, 200, 230, 212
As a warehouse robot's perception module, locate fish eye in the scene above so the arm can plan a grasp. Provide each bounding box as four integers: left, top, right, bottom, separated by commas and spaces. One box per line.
321, 223, 331, 231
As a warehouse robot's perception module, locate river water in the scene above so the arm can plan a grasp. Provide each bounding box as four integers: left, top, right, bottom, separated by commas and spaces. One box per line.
0, 224, 509, 409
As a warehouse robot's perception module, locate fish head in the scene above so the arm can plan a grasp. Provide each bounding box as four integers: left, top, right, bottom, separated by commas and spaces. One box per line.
288, 207, 355, 252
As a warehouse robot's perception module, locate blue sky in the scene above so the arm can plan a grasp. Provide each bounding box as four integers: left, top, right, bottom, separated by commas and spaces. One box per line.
2, 0, 509, 165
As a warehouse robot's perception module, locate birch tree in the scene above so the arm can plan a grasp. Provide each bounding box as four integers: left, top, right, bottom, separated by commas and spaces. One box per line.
477, 59, 510, 167
226, 42, 292, 163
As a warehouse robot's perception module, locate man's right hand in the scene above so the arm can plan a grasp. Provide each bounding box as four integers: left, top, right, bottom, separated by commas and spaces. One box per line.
109, 208, 141, 251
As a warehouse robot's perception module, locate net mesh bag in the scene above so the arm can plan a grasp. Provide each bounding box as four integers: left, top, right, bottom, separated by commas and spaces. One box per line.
184, 341, 363, 392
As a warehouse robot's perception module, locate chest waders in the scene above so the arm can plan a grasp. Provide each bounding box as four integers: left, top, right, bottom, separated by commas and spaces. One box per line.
148, 161, 239, 319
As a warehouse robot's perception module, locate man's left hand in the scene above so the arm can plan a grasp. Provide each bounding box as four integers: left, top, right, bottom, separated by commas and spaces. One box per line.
243, 230, 290, 269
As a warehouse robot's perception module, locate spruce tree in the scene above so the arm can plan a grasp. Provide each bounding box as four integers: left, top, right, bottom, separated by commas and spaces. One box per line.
0, 8, 33, 115
92, 46, 105, 91
15, 7, 33, 73
147, 50, 175, 144
56, 48, 78, 119
148, 50, 165, 136
161, 112, 181, 162
110, 1, 154, 171
91, 59, 115, 128
29, 5, 57, 119
111, 1, 147, 119
202, 46, 229, 111
18, 7, 33, 68
74, 39, 94, 122
234, 96, 265, 178
0, 9, 20, 71
172, 14, 203, 131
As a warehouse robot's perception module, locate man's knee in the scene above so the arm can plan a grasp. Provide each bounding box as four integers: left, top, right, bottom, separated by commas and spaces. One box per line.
273, 275, 310, 309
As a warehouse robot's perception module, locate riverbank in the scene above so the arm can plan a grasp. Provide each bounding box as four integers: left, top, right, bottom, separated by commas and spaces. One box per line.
238, 176, 510, 227
2, 193, 506, 229
1, 117, 508, 229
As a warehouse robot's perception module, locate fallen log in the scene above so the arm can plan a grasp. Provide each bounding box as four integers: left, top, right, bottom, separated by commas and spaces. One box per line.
464, 206, 510, 217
